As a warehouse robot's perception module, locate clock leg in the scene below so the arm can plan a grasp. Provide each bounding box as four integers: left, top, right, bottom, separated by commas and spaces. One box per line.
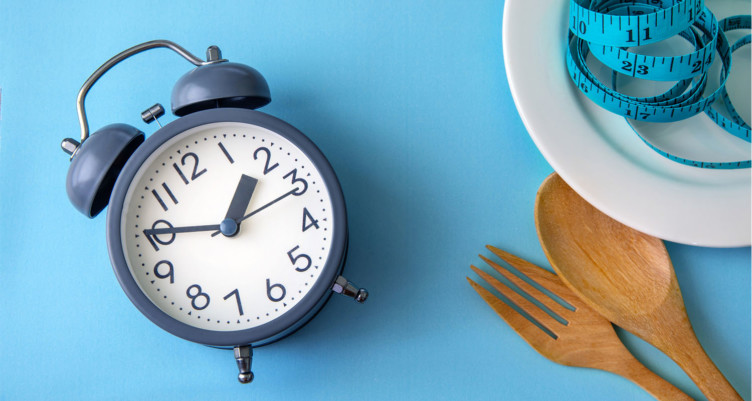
332, 276, 369, 303
234, 345, 254, 384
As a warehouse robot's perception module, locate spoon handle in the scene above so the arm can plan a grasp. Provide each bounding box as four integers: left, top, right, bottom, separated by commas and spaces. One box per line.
602, 349, 692, 401
663, 327, 741, 401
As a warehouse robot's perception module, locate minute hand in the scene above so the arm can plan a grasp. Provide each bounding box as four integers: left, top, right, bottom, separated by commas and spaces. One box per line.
210, 188, 298, 237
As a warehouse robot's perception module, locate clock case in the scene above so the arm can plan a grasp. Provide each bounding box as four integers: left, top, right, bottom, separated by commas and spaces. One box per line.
61, 41, 367, 383
107, 108, 350, 348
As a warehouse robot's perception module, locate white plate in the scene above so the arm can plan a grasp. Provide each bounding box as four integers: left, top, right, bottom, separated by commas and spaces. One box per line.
503, 0, 751, 247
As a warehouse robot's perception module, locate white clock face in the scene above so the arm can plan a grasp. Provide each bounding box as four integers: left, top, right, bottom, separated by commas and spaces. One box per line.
120, 122, 334, 331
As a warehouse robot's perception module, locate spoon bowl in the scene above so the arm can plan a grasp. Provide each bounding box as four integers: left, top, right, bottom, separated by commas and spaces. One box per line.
534, 173, 740, 401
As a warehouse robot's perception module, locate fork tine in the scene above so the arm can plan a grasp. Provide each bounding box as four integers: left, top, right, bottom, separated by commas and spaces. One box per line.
469, 265, 560, 337
488, 246, 585, 311
480, 250, 573, 319
467, 276, 558, 346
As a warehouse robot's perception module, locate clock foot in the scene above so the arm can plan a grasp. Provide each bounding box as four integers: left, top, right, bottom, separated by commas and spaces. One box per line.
234, 345, 254, 384
332, 276, 368, 303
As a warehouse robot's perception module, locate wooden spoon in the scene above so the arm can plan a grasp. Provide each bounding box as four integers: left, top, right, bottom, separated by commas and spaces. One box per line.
534, 173, 741, 401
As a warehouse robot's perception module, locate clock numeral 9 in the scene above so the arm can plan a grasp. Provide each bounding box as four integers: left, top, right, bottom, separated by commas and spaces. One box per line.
173, 152, 207, 185
186, 284, 210, 310
154, 260, 175, 283
266, 279, 286, 302
253, 147, 279, 175
287, 245, 312, 272
302, 207, 320, 231
283, 169, 308, 195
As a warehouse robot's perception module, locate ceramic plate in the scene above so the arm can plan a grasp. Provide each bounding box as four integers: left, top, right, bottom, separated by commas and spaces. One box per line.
503, 0, 751, 247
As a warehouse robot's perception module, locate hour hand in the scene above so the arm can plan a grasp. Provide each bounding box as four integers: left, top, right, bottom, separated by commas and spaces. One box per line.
220, 174, 258, 236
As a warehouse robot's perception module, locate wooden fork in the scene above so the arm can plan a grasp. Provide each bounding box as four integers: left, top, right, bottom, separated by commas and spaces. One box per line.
467, 245, 691, 401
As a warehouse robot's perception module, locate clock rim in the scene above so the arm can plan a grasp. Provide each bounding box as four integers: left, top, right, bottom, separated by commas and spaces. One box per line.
106, 108, 347, 347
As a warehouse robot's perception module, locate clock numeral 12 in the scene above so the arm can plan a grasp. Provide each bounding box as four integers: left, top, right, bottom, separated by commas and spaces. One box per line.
173, 152, 207, 185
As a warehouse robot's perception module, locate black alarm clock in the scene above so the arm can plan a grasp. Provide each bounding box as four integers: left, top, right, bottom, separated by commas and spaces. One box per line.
61, 40, 367, 383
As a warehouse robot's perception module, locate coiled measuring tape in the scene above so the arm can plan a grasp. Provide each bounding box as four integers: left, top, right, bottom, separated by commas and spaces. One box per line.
567, 0, 751, 169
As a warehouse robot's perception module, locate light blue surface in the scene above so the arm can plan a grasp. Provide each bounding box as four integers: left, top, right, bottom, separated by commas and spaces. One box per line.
0, 1, 749, 400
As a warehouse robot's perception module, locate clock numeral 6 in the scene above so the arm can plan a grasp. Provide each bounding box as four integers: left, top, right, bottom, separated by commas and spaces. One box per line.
266, 279, 286, 302
283, 169, 308, 195
302, 207, 320, 231
287, 245, 312, 272
173, 152, 207, 185
186, 284, 210, 310
154, 260, 175, 283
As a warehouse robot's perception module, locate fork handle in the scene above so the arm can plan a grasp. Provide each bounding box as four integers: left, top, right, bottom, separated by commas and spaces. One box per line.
602, 353, 693, 401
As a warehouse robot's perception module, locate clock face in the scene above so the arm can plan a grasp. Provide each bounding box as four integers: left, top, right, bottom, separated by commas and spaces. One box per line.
115, 117, 341, 337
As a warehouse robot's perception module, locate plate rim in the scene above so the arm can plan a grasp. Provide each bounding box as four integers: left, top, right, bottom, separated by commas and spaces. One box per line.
502, 0, 751, 248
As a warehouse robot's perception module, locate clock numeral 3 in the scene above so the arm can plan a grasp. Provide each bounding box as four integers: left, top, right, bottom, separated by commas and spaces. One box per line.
287, 245, 312, 272
302, 207, 320, 231
266, 279, 286, 302
173, 152, 207, 185
284, 169, 308, 195
154, 260, 175, 283
186, 284, 210, 310
253, 147, 279, 175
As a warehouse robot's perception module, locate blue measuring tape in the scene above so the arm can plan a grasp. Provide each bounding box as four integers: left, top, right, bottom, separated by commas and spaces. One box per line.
567, 0, 751, 169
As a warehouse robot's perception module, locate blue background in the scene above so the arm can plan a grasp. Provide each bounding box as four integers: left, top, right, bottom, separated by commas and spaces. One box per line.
0, 1, 749, 400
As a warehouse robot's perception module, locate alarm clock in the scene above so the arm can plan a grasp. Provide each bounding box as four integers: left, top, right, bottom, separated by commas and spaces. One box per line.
60, 40, 367, 383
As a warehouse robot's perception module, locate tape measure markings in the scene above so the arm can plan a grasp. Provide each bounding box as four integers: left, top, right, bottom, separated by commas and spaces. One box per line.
567, 29, 725, 122
570, 0, 702, 47
567, 0, 750, 169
